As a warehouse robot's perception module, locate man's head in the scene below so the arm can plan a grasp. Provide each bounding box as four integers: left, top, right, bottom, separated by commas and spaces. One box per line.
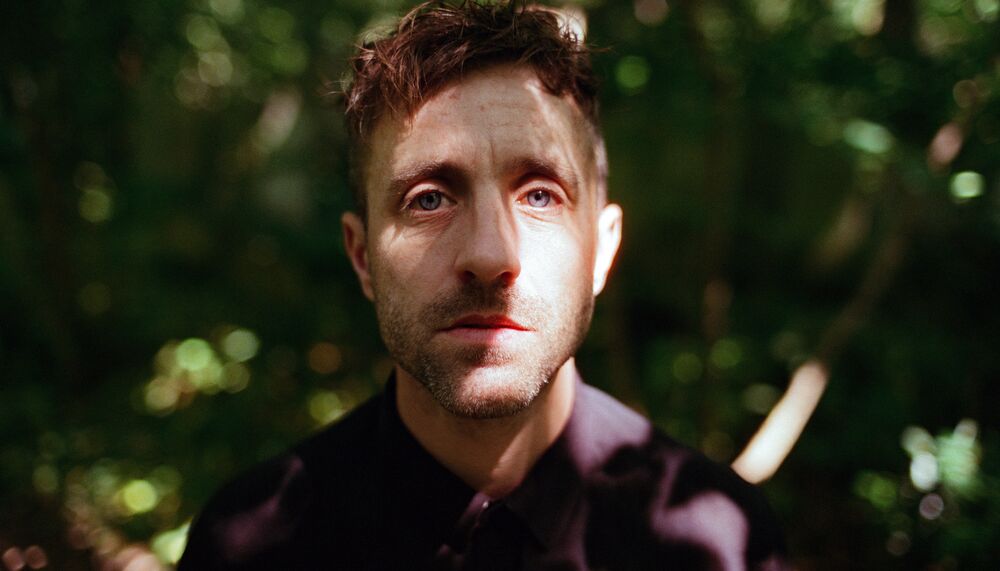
341, 1, 622, 419
343, 1, 607, 214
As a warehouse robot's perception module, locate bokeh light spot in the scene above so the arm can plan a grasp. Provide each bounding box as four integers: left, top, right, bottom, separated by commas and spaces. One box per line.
909, 451, 939, 491
671, 352, 702, 383
119, 551, 160, 571
853, 0, 885, 35
308, 342, 342, 375
176, 338, 213, 371
210, 0, 244, 23
79, 187, 114, 223
844, 119, 894, 154
308, 390, 345, 425
950, 171, 984, 202
185, 15, 225, 51
901, 425, 935, 456
886, 530, 910, 556
709, 338, 743, 369
23, 546, 47, 570
937, 418, 980, 494
255, 90, 302, 152
616, 56, 651, 93
952, 79, 979, 108
145, 376, 180, 413
919, 493, 945, 520
222, 329, 260, 362
189, 359, 224, 393
271, 41, 308, 76
634, 0, 669, 26
149, 466, 182, 494
33, 464, 59, 495
2, 547, 25, 571
927, 122, 963, 170
259, 7, 295, 42
752, 0, 792, 30
121, 479, 159, 514
175, 67, 211, 108
197, 51, 233, 86
854, 471, 897, 511
221, 362, 250, 393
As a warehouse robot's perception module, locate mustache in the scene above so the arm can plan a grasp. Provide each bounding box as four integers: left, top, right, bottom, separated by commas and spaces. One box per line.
422, 282, 537, 328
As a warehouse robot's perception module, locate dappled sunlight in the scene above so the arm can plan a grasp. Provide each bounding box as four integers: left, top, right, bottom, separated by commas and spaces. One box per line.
653, 491, 748, 570
143, 327, 258, 415
950, 171, 985, 203
732, 360, 829, 484
852, 419, 986, 560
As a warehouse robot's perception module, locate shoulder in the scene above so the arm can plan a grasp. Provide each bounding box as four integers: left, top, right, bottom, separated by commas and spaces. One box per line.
576, 384, 788, 570
177, 395, 382, 570
644, 441, 787, 570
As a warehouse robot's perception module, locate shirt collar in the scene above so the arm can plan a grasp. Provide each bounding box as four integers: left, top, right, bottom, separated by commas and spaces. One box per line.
504, 375, 654, 548
502, 373, 588, 549
377, 372, 653, 551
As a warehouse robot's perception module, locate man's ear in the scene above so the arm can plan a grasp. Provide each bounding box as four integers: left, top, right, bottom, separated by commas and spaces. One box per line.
593, 203, 622, 296
341, 211, 374, 301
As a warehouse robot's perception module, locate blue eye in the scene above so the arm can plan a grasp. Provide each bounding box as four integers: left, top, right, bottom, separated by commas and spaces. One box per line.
526, 189, 551, 207
416, 192, 443, 211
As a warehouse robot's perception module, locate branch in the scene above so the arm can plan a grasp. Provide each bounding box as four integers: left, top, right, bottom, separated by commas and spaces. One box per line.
732, 182, 912, 483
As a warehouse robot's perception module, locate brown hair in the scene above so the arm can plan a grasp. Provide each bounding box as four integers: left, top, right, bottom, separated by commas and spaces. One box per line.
342, 0, 607, 213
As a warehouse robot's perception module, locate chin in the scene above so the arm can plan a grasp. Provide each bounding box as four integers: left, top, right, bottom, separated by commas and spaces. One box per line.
430, 366, 548, 419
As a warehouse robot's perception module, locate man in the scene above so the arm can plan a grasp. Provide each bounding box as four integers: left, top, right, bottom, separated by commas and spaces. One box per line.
179, 2, 788, 569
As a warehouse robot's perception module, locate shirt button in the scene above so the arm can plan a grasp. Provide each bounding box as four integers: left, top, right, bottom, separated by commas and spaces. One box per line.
482, 500, 490, 510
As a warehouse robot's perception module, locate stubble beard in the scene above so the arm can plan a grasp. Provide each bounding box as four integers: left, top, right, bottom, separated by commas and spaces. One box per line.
372, 276, 594, 419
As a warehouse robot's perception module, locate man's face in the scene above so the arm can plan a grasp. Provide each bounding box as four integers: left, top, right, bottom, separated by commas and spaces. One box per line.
343, 64, 621, 419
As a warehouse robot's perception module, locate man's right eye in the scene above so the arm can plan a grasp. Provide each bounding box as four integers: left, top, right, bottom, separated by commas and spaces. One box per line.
414, 191, 443, 211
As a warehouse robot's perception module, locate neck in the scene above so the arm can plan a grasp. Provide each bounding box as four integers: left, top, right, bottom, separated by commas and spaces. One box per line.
395, 360, 577, 498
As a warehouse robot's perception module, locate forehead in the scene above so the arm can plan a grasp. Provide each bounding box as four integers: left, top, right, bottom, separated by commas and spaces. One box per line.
363, 65, 596, 197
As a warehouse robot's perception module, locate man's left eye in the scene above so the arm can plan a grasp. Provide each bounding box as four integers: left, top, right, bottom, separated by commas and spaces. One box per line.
525, 189, 552, 208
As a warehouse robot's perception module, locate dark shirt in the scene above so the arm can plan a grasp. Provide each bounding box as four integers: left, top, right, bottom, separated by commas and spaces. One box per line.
179, 377, 788, 570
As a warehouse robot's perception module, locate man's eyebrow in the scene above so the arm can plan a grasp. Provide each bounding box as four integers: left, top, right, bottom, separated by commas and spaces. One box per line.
386, 161, 467, 199
506, 156, 581, 198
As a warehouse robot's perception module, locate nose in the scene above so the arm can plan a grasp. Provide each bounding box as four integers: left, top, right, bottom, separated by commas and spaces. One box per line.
454, 197, 521, 286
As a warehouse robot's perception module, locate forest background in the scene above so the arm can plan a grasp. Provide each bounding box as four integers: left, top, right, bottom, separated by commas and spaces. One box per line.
1, 0, 998, 569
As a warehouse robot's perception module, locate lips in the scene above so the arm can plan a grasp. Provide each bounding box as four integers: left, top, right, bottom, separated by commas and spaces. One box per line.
444, 314, 529, 331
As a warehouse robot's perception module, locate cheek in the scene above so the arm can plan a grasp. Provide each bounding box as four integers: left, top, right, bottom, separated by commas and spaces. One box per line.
519, 228, 595, 289
372, 230, 438, 283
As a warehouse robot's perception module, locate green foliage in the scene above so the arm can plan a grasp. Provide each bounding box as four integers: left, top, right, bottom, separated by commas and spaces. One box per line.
1, 0, 998, 568
854, 420, 999, 567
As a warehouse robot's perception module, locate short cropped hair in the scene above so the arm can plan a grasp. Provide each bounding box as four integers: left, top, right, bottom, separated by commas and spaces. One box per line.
342, 0, 607, 214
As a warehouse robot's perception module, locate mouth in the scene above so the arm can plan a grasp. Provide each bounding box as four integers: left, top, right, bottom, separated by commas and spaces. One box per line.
443, 314, 530, 332
438, 314, 530, 344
